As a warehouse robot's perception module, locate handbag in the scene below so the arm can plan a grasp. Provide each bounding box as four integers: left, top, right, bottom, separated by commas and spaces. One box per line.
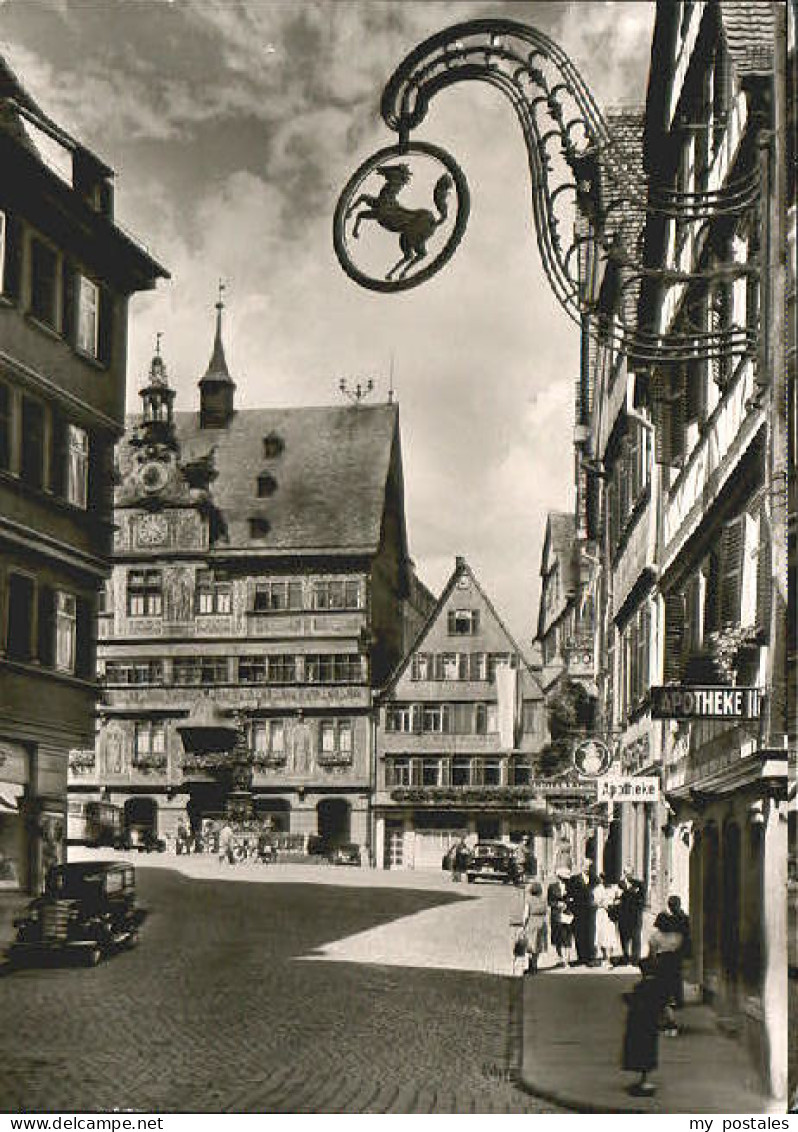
513, 931, 529, 957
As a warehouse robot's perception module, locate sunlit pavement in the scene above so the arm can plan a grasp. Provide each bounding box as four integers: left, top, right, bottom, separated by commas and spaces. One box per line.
1, 857, 568, 1114
521, 969, 781, 1114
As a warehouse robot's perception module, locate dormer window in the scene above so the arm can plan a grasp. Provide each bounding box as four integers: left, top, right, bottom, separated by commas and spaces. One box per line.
262, 433, 284, 459
257, 471, 277, 498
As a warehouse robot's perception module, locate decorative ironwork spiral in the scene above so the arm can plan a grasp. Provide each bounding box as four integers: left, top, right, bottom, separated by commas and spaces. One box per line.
372, 17, 760, 365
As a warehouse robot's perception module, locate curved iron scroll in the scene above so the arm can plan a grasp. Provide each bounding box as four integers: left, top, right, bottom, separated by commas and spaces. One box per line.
366, 17, 759, 365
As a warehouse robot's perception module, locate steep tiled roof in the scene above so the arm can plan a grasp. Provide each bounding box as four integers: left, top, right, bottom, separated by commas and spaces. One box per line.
719, 1, 776, 76
118, 402, 400, 554
380, 556, 542, 698
543, 511, 577, 575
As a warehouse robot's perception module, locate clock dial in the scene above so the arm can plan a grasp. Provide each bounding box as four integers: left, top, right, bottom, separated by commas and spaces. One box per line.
140, 461, 168, 494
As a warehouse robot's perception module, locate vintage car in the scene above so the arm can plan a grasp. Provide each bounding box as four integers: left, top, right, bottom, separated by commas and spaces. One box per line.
7, 861, 146, 967
329, 843, 361, 867
466, 841, 522, 885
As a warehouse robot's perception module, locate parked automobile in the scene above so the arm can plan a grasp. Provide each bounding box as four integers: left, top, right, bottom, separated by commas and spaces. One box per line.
466, 841, 522, 885
7, 861, 147, 967
329, 843, 361, 867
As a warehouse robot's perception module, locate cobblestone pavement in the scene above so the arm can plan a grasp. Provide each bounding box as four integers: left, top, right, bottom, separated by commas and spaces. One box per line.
0, 866, 569, 1114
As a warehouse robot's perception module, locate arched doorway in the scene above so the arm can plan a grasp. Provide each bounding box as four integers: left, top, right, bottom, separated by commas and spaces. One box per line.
254, 797, 290, 833
124, 796, 158, 838
317, 798, 350, 849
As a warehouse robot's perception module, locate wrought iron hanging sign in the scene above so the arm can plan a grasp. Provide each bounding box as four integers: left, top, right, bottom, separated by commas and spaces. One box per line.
333, 141, 470, 292
333, 18, 760, 364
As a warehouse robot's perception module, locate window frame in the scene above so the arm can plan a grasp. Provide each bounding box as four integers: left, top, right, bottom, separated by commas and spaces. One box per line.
29, 235, 59, 329
76, 274, 99, 358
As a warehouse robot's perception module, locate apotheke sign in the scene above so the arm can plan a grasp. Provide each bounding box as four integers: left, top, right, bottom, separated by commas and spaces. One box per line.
651, 686, 763, 721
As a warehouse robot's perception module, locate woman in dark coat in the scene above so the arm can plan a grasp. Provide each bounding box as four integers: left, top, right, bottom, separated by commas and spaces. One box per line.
621, 968, 661, 1096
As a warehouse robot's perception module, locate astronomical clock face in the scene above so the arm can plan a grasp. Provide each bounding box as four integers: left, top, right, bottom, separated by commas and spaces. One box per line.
139, 460, 169, 495
137, 512, 168, 547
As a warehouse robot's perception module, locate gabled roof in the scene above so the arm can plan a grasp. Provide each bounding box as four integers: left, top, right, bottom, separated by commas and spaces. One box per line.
117, 402, 402, 556
379, 556, 542, 697
536, 511, 578, 640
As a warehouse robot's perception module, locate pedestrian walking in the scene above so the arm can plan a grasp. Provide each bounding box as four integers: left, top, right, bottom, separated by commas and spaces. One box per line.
522, 880, 548, 975
594, 873, 618, 965
661, 895, 691, 1009
218, 821, 235, 865
618, 870, 645, 965
547, 871, 573, 966
452, 836, 470, 882
569, 867, 596, 965
646, 911, 687, 1034
621, 966, 661, 1096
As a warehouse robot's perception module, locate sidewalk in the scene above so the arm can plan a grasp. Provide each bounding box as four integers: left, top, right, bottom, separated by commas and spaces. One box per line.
520, 967, 781, 1113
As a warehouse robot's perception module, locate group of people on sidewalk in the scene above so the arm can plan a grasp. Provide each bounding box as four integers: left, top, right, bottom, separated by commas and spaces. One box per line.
519, 865, 648, 972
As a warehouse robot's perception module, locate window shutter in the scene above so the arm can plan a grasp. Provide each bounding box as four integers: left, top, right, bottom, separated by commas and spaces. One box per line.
62, 260, 76, 344
411, 705, 422, 734
75, 595, 94, 678
98, 287, 113, 365
2, 215, 23, 301
720, 517, 745, 626
50, 411, 66, 497
704, 551, 721, 635
663, 592, 686, 683
711, 283, 731, 388
37, 586, 55, 667
442, 704, 451, 734
756, 504, 772, 632
433, 654, 444, 681
447, 610, 456, 635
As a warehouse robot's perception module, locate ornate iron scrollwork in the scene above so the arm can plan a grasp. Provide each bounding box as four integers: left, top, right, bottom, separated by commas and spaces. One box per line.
334, 17, 760, 365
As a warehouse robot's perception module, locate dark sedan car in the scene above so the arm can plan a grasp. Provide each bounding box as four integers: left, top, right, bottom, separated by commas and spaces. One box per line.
466, 841, 522, 885
7, 861, 146, 967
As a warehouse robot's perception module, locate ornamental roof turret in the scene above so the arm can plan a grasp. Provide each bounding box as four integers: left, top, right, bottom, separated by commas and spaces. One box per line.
199, 282, 236, 429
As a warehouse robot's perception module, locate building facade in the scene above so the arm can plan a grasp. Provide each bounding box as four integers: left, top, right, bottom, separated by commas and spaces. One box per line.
68, 304, 427, 862
374, 556, 594, 871
640, 1, 788, 1098
0, 57, 166, 893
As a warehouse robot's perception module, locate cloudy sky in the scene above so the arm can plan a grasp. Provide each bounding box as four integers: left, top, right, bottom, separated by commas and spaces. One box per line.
0, 0, 655, 648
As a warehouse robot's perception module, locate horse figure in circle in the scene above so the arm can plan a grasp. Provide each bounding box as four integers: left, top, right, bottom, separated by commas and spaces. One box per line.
347, 163, 453, 281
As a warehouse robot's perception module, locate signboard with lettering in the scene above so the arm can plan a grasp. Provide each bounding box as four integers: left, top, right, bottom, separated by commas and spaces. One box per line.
651, 686, 762, 721
597, 776, 660, 803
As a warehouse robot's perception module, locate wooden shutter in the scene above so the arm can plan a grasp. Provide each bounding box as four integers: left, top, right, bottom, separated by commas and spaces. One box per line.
719, 518, 745, 627
37, 585, 55, 667
711, 283, 731, 388
2, 214, 23, 300
49, 410, 66, 497
98, 287, 114, 366
447, 610, 456, 635
703, 552, 721, 635
756, 504, 772, 632
75, 595, 94, 678
433, 653, 444, 681
411, 705, 423, 734
61, 260, 76, 345
663, 591, 686, 683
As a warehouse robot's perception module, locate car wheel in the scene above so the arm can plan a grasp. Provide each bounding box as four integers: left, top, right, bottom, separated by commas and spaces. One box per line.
126, 930, 140, 949
86, 946, 102, 967
467, 875, 475, 884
